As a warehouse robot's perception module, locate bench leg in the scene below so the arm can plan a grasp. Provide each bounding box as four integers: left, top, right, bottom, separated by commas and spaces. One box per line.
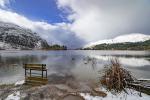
30, 69, 31, 77
42, 70, 43, 78
46, 70, 47, 78
25, 68, 26, 77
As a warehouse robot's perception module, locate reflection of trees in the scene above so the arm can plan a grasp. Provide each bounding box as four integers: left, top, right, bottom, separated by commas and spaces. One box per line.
0, 55, 47, 66
130, 65, 150, 71
102, 55, 150, 58
83, 56, 97, 70
0, 55, 48, 76
147, 58, 150, 62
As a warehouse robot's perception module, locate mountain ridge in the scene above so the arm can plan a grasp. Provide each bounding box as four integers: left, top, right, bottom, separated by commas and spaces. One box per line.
0, 21, 49, 50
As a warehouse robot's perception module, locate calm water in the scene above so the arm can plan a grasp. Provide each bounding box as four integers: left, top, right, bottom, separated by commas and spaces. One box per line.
0, 50, 150, 84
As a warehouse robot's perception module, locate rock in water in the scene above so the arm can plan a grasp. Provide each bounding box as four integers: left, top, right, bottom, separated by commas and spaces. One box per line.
0, 21, 49, 50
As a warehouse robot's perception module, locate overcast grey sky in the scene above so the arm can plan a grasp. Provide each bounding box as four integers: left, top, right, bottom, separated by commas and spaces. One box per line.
0, 0, 150, 48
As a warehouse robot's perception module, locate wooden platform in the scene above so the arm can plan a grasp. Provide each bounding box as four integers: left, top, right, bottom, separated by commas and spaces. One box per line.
25, 76, 48, 85
23, 64, 48, 85
128, 80, 150, 95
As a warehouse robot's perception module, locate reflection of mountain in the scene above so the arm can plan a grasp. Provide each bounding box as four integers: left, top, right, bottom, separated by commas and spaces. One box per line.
134, 65, 150, 71
92, 55, 150, 67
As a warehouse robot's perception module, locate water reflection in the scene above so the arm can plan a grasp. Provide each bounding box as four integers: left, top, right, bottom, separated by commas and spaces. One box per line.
92, 55, 150, 67
0, 50, 150, 84
0, 52, 48, 84
83, 56, 97, 70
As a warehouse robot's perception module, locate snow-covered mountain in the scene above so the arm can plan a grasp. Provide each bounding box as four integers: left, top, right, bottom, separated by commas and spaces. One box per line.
0, 21, 49, 50
85, 33, 150, 48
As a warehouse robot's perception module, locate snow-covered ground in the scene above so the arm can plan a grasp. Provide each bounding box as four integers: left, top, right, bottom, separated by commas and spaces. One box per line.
4, 81, 150, 100
4, 78, 150, 100
5, 91, 20, 100
0, 42, 12, 49
15, 80, 24, 86
4, 80, 24, 100
4, 88, 150, 100
80, 88, 150, 100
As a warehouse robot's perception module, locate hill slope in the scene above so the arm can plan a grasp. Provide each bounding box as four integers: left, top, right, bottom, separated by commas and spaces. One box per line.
0, 22, 49, 50
85, 34, 150, 48
83, 34, 150, 50
83, 40, 150, 50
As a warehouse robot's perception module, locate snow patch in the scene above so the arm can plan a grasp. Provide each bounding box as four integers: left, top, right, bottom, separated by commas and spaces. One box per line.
15, 80, 24, 86
35, 41, 42, 49
5, 91, 20, 100
0, 42, 12, 49
80, 88, 150, 100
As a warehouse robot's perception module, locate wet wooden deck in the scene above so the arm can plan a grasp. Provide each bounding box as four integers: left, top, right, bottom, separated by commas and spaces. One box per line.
128, 79, 150, 95
23, 64, 48, 85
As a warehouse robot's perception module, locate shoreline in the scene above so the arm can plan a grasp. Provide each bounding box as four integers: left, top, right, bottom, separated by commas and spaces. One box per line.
1, 75, 150, 99
0, 80, 150, 100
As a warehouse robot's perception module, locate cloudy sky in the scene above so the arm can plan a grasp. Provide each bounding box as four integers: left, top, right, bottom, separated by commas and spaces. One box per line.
0, 0, 150, 48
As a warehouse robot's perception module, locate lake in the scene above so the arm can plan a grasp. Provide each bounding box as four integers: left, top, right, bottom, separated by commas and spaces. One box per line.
0, 50, 150, 84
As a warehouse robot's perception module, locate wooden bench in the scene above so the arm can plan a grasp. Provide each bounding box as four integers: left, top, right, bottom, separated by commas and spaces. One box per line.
23, 64, 48, 85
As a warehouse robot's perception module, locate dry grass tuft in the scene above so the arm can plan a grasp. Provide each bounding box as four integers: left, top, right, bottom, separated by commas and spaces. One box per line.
100, 58, 135, 93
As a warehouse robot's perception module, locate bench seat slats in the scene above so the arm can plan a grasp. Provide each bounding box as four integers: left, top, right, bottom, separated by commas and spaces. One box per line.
25, 77, 48, 85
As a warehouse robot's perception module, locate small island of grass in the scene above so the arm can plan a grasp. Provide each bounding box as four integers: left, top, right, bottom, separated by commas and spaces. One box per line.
42, 44, 67, 50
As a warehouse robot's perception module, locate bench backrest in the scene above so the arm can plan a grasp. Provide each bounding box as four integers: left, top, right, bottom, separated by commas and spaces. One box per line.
23, 64, 46, 70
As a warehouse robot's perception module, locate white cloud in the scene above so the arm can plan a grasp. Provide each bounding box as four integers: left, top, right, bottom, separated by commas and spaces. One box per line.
0, 0, 10, 8
0, 0, 150, 48
0, 9, 58, 43
57, 0, 150, 43
0, 9, 84, 48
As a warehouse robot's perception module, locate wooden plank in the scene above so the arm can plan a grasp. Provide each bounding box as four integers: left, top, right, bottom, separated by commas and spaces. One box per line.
25, 76, 48, 85
25, 76, 48, 82
25, 80, 48, 84
25, 82, 47, 86
25, 64, 46, 67
25, 80, 48, 85
23, 64, 46, 69
25, 67, 46, 70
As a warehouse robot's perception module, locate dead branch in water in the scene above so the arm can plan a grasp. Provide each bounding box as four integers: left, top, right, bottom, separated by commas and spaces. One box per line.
100, 58, 135, 93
